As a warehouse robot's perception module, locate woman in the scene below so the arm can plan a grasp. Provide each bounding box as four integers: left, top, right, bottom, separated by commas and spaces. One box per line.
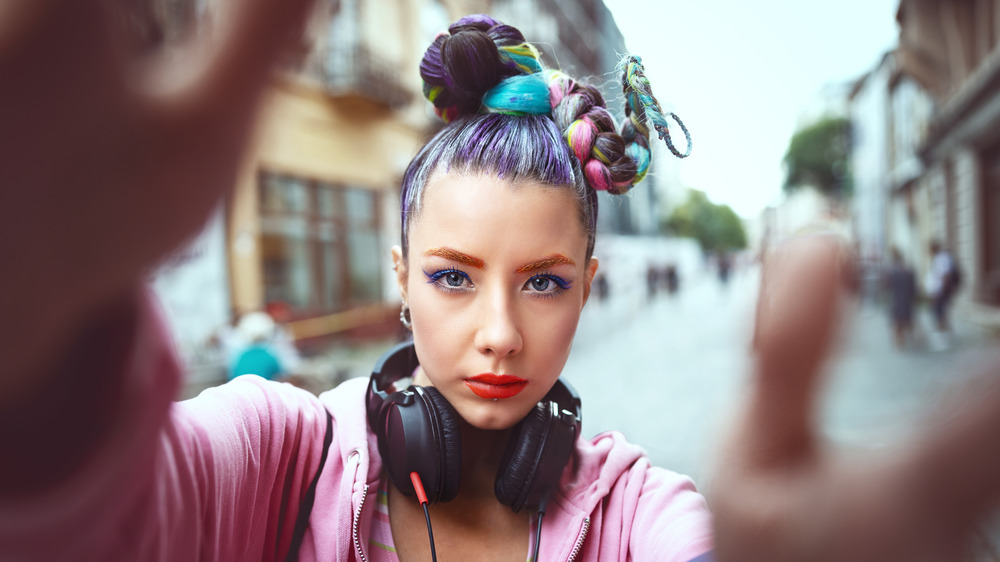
4, 11, 711, 561
5, 3, 1000, 562
366, 15, 710, 560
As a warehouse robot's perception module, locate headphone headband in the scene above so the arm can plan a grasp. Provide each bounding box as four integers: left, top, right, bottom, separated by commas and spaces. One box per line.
366, 340, 420, 430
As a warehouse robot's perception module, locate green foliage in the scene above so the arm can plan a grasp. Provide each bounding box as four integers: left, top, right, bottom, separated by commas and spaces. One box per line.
664, 190, 747, 252
783, 117, 852, 197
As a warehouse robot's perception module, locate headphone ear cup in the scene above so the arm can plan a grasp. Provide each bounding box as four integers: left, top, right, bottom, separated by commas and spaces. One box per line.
495, 402, 551, 512
418, 386, 463, 503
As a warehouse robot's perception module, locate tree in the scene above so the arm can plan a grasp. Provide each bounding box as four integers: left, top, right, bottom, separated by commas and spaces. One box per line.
664, 190, 747, 253
782, 117, 852, 198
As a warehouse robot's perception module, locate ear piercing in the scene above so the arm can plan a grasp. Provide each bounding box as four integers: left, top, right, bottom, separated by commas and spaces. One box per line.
400, 304, 412, 329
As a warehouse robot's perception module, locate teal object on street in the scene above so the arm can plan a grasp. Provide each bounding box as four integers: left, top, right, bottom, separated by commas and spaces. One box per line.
231, 345, 282, 381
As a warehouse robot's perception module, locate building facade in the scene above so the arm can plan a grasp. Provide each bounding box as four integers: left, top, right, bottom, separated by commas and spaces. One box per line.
895, 0, 1000, 326
229, 0, 442, 345
849, 52, 894, 266
849, 49, 937, 275
143, 0, 646, 369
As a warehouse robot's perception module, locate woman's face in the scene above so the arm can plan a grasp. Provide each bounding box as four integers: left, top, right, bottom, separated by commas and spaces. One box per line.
392, 172, 598, 430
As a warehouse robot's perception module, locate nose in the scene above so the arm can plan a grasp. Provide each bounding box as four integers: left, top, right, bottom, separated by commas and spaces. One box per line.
474, 286, 523, 359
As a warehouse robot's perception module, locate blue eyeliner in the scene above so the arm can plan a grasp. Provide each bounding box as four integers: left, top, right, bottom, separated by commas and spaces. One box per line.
530, 272, 572, 290
423, 268, 470, 283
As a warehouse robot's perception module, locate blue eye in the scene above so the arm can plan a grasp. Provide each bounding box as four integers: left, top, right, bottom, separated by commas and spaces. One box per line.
424, 269, 473, 292
524, 273, 571, 295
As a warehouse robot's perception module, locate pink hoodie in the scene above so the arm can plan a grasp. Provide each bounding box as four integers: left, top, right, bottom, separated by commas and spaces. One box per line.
1, 293, 713, 561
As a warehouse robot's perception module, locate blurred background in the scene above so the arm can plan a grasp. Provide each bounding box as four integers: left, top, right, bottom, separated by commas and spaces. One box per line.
131, 0, 999, 529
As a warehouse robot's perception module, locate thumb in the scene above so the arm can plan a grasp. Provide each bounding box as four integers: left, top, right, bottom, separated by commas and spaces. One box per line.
744, 236, 845, 466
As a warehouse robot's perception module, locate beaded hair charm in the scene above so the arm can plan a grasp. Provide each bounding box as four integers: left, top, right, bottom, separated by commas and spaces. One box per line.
620, 55, 692, 160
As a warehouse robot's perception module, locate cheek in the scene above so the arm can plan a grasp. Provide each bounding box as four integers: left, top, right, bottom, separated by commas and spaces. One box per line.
524, 302, 582, 370
408, 282, 468, 369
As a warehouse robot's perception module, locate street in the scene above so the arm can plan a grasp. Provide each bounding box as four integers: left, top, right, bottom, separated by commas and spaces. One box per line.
566, 264, 998, 493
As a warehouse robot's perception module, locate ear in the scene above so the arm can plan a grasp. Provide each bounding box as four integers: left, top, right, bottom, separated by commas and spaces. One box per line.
391, 245, 409, 303
580, 257, 599, 308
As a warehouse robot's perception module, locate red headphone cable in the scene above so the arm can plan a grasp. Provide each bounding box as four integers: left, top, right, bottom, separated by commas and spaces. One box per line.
409, 472, 438, 562
409, 472, 551, 561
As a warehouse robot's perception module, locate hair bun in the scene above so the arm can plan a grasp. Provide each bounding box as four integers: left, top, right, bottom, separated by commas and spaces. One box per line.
420, 15, 530, 121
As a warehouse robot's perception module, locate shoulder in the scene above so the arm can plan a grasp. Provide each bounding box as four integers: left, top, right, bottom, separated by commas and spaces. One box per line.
318, 376, 380, 472
563, 430, 708, 511
183, 374, 323, 420
559, 431, 714, 561
174, 376, 332, 471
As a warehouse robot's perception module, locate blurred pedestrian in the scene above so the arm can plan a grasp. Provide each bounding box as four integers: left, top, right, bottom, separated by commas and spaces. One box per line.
227, 311, 299, 381
594, 271, 610, 302
925, 239, 959, 350
883, 248, 917, 349
665, 264, 679, 295
717, 251, 732, 286
647, 264, 659, 299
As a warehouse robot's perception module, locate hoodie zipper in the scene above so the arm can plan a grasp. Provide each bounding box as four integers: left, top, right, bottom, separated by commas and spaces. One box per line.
567, 517, 590, 562
352, 484, 370, 562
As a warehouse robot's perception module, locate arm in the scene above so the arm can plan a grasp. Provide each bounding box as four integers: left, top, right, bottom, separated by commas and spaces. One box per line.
0, 0, 320, 554
710, 237, 1000, 561
1, 290, 331, 560
0, 0, 314, 399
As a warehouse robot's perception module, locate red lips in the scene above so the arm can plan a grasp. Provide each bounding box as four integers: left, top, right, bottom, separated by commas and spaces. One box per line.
464, 373, 528, 399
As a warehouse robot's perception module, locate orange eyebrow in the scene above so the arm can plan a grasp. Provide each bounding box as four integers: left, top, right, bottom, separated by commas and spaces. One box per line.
423, 247, 485, 269
515, 254, 576, 273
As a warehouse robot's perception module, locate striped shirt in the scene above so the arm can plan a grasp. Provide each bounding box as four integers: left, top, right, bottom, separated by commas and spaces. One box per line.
366, 475, 541, 561
368, 480, 399, 561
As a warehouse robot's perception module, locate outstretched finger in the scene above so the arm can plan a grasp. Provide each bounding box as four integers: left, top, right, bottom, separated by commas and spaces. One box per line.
744, 236, 846, 466
903, 351, 1000, 530
0, 1, 55, 55
148, 0, 316, 125
116, 0, 319, 275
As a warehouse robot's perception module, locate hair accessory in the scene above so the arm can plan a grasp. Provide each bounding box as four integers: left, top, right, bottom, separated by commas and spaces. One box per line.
400, 305, 412, 329
620, 55, 692, 159
498, 42, 543, 74
482, 74, 552, 116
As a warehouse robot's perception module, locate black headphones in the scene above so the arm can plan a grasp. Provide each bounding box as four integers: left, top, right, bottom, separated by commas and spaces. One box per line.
365, 341, 582, 513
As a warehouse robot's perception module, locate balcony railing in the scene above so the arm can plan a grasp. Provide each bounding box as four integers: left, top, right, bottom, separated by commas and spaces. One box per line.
316, 44, 411, 110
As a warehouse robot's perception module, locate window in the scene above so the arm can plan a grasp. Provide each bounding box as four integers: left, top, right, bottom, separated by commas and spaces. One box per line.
981, 142, 1000, 306
259, 172, 383, 315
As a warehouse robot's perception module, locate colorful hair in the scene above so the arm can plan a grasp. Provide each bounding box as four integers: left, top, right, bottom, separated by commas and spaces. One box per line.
402, 14, 688, 261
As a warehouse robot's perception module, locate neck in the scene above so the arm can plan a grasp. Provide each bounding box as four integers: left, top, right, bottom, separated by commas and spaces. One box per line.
456, 420, 512, 500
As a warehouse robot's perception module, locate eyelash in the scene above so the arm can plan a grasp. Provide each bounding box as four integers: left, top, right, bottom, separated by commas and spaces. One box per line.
424, 268, 473, 293
525, 272, 572, 297
422, 269, 571, 297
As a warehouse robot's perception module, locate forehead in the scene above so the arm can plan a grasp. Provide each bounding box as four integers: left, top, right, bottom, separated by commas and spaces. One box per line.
410, 172, 586, 261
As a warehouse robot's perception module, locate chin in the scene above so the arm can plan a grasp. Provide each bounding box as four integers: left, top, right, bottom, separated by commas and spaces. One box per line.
457, 398, 537, 431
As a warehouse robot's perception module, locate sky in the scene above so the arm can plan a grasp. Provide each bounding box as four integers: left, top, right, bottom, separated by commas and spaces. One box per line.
604, 0, 900, 218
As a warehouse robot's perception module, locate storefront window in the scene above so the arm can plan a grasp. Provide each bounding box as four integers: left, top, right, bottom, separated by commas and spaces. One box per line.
259, 172, 382, 315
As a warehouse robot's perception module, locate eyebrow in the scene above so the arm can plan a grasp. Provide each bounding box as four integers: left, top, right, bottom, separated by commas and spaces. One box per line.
423, 247, 485, 269
515, 254, 576, 273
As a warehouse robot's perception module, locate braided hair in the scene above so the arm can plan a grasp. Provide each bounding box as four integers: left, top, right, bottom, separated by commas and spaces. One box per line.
400, 14, 688, 261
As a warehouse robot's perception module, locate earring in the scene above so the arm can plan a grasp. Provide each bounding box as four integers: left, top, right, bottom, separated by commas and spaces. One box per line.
400, 304, 412, 330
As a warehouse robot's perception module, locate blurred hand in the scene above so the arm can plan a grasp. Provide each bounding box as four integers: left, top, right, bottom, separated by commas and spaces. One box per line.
0, 0, 314, 394
710, 236, 1000, 561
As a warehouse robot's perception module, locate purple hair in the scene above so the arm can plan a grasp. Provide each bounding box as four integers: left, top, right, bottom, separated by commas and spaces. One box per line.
399, 113, 598, 260
400, 13, 668, 262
